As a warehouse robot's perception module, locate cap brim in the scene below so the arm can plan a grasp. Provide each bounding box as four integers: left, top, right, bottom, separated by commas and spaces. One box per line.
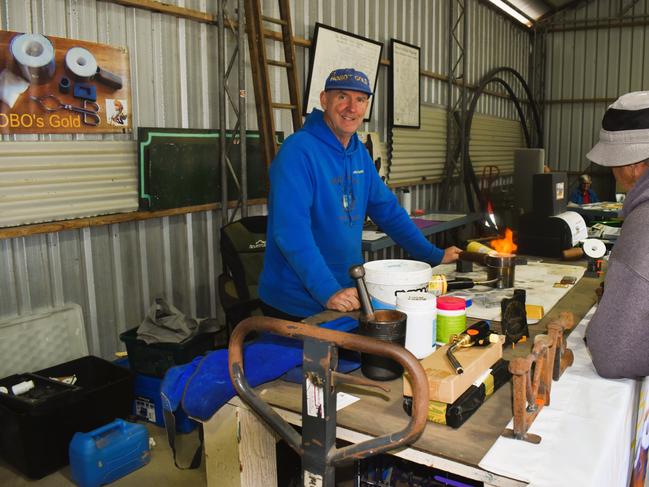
324, 84, 372, 96
586, 141, 649, 167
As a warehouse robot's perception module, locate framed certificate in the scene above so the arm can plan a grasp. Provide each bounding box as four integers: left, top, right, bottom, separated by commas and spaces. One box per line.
304, 23, 383, 121
390, 39, 421, 128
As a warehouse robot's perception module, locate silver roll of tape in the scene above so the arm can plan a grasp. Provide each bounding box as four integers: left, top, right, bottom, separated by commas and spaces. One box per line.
10, 33, 56, 84
65, 46, 98, 79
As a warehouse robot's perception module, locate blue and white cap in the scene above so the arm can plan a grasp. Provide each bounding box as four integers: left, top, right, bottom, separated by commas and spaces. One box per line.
324, 68, 372, 96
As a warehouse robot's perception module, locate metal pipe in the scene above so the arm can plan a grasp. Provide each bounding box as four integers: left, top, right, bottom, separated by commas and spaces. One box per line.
238, 0, 247, 217
218, 0, 227, 223
446, 344, 464, 374
460, 0, 468, 189
228, 317, 429, 466
541, 12, 649, 27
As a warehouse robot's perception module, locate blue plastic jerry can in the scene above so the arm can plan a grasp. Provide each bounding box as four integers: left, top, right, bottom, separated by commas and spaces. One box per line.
69, 419, 150, 487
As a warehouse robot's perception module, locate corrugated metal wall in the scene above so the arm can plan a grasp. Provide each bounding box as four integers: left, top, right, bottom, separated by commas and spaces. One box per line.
390, 104, 447, 183
469, 113, 525, 175
544, 0, 649, 177
390, 106, 524, 184
0, 141, 138, 227
0, 0, 533, 360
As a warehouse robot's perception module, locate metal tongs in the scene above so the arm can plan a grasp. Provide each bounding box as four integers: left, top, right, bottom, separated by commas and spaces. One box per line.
30, 94, 101, 126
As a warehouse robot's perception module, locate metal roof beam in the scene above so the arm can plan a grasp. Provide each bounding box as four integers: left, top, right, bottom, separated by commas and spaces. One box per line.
537, 0, 591, 25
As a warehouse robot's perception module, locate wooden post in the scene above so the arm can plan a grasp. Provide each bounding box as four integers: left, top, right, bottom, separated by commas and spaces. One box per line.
203, 401, 279, 487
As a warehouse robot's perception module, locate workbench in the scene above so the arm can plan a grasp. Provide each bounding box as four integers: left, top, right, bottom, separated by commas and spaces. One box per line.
201, 270, 638, 486
567, 201, 623, 222
362, 212, 481, 257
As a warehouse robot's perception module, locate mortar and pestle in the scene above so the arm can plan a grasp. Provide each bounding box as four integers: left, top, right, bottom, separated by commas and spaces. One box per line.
349, 265, 407, 381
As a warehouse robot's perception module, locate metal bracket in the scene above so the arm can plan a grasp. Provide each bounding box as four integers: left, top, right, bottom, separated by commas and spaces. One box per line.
502, 312, 575, 443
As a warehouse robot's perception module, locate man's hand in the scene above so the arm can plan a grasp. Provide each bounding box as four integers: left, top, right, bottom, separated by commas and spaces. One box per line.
441, 246, 463, 264
326, 287, 361, 312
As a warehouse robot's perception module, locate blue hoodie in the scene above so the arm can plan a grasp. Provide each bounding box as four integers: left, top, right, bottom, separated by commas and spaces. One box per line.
259, 109, 444, 317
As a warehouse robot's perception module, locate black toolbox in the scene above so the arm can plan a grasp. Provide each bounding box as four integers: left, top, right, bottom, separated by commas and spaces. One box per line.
119, 327, 227, 378
0, 356, 134, 479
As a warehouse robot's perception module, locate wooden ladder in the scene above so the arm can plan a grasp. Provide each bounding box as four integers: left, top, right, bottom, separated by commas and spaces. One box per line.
244, 0, 303, 167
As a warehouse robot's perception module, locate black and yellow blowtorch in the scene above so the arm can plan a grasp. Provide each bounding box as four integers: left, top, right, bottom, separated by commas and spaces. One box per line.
446, 321, 492, 374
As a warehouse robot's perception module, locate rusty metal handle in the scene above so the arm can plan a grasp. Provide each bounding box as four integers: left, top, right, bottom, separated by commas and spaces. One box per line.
228, 316, 430, 466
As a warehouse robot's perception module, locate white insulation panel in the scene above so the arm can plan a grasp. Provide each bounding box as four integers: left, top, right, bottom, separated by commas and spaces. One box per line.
0, 140, 138, 227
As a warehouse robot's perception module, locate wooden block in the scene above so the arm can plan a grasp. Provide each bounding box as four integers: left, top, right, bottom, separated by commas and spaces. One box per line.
403, 336, 504, 404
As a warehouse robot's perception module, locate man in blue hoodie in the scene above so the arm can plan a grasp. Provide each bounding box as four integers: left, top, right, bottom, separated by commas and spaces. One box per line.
259, 68, 462, 320
584, 91, 649, 378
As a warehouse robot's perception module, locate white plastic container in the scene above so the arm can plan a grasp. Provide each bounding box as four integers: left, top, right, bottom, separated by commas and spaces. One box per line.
363, 260, 433, 309
400, 189, 412, 215
396, 292, 437, 359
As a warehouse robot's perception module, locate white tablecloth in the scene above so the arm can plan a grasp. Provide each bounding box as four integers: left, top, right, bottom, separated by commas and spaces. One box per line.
479, 306, 640, 487
432, 260, 586, 324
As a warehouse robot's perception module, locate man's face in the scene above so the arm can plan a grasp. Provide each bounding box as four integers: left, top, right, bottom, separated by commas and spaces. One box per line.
580, 179, 591, 191
612, 165, 640, 190
320, 89, 369, 143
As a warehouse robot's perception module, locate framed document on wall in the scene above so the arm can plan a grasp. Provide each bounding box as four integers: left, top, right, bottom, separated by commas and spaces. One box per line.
390, 39, 420, 128
304, 23, 383, 121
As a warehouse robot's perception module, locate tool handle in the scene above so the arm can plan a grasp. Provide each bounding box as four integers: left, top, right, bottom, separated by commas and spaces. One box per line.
465, 320, 492, 345
446, 278, 475, 291
95, 66, 123, 90
228, 317, 429, 466
89, 418, 125, 438
349, 264, 375, 321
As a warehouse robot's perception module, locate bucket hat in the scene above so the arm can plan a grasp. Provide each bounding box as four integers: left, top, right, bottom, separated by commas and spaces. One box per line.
324, 68, 372, 96
586, 91, 649, 167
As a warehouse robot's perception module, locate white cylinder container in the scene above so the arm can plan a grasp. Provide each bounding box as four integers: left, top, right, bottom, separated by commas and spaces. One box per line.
401, 189, 412, 215
396, 292, 437, 359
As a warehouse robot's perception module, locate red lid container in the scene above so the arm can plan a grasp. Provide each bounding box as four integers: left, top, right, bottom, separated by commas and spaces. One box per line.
436, 296, 466, 311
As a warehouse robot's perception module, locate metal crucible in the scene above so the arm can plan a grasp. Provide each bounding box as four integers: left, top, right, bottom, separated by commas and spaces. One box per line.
458, 251, 516, 289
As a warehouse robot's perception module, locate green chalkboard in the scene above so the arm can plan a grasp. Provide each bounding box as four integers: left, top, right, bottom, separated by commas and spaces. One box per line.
137, 128, 282, 211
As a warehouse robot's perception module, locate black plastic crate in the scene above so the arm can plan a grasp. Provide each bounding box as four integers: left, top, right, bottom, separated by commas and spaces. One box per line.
119, 327, 226, 378
0, 373, 79, 412
0, 356, 134, 479
36, 356, 134, 433
0, 374, 82, 479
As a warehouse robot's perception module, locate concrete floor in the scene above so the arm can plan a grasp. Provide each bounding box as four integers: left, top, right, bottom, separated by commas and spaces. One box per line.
0, 422, 205, 487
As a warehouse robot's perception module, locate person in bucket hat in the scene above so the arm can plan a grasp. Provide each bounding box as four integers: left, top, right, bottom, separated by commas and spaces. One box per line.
585, 91, 649, 378
258, 68, 461, 320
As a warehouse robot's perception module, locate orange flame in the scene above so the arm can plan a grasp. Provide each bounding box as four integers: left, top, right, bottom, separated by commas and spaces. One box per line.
490, 228, 517, 255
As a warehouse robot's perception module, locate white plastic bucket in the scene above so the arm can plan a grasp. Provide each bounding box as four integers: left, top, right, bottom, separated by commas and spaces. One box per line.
363, 260, 433, 309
